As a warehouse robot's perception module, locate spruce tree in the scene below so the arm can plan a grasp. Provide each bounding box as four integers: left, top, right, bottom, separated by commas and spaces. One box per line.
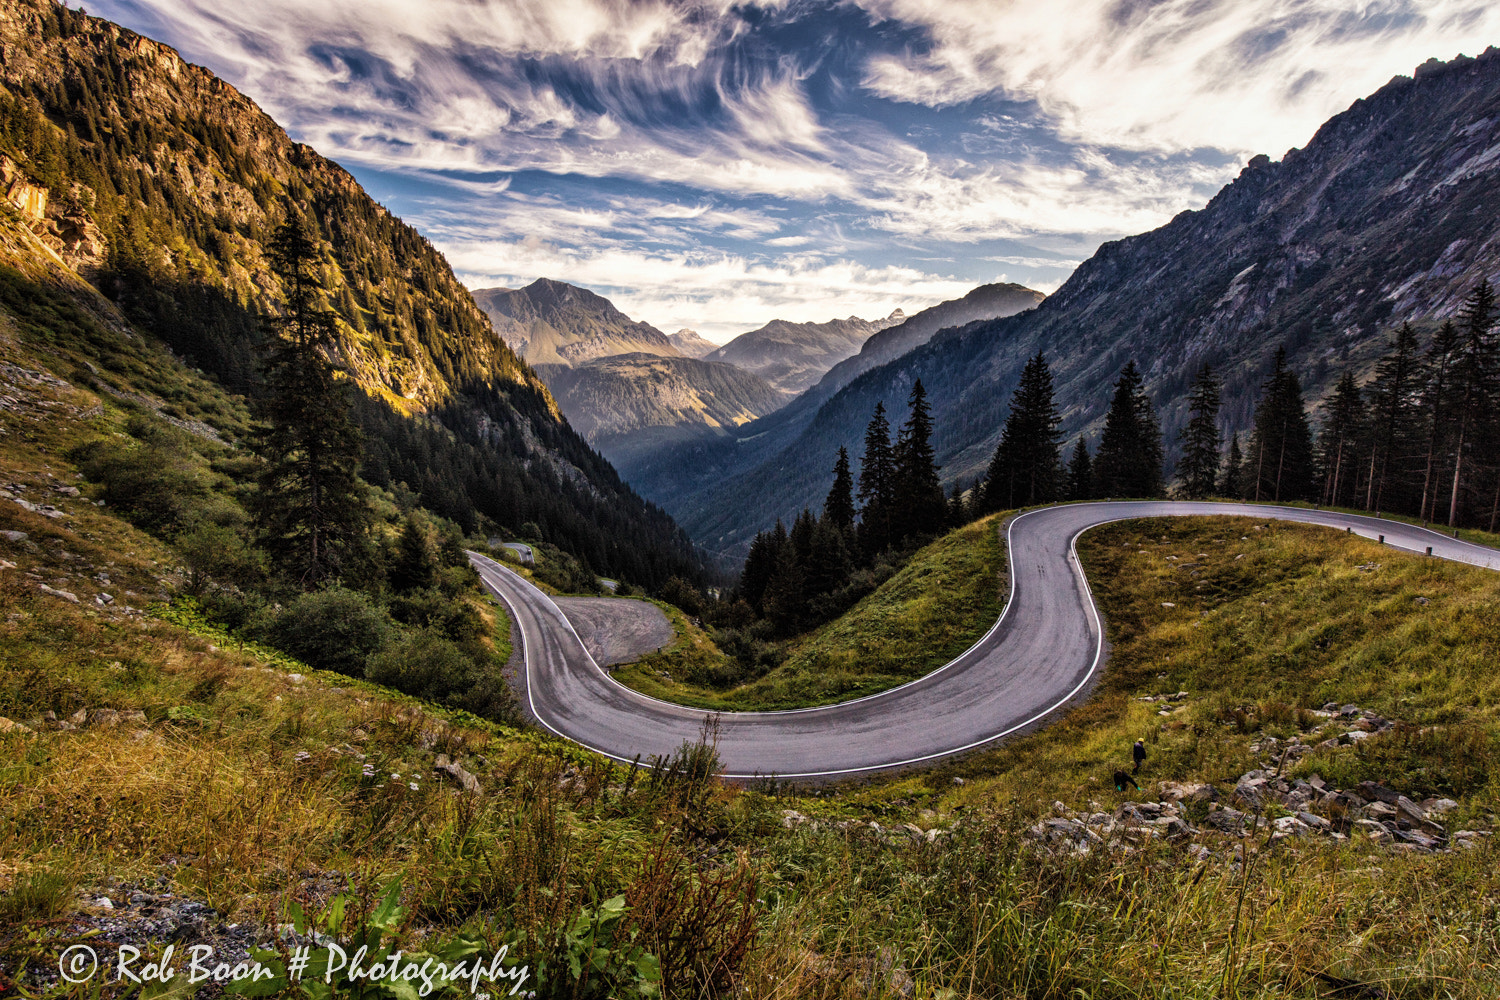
946, 479, 971, 527
1361, 323, 1423, 515
1219, 433, 1244, 498
251, 217, 370, 587
1417, 321, 1460, 524
739, 523, 782, 614
804, 518, 853, 618
1176, 363, 1222, 499
823, 446, 856, 534
1066, 438, 1093, 501
1317, 371, 1363, 508
391, 513, 438, 592
1445, 280, 1498, 526
1093, 361, 1164, 498
857, 403, 896, 556
1247, 347, 1315, 503
982, 353, 1061, 511
893, 381, 946, 542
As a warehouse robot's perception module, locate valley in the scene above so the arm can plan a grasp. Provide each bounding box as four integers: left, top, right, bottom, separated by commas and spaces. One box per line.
1, 1, 1499, 997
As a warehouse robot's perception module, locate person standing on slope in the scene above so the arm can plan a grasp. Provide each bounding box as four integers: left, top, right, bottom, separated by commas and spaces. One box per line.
1133, 738, 1147, 774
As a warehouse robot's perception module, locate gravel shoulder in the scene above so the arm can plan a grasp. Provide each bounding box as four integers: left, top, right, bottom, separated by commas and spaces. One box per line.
556, 596, 676, 666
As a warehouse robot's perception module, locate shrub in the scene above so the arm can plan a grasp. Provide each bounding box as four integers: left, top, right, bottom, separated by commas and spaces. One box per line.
255, 587, 392, 677
365, 628, 476, 703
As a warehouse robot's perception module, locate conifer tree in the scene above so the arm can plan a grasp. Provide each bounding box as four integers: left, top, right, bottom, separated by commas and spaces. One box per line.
391, 513, 438, 592
1417, 321, 1460, 524
893, 381, 946, 542
857, 403, 896, 555
1247, 347, 1315, 503
946, 479, 971, 527
1093, 361, 1164, 498
251, 217, 370, 587
1361, 323, 1423, 515
1066, 439, 1093, 501
1176, 363, 1222, 499
1445, 280, 1498, 526
1219, 433, 1244, 498
823, 446, 856, 534
804, 518, 853, 618
1317, 371, 1363, 508
982, 353, 1061, 511
739, 523, 783, 615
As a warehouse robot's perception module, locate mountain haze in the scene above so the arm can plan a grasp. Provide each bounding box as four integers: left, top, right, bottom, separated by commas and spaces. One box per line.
0, 0, 700, 585
472, 278, 680, 366
543, 353, 785, 471
664, 49, 1500, 559
667, 328, 718, 358
705, 312, 904, 395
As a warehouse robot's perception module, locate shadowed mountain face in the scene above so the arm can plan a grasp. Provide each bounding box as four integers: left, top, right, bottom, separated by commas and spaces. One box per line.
644, 50, 1500, 562
667, 329, 718, 358
473, 279, 680, 366
539, 353, 785, 471
704, 311, 904, 395
807, 284, 1043, 405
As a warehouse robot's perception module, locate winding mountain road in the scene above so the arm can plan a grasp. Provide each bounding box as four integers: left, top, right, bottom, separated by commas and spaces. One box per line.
470, 502, 1500, 779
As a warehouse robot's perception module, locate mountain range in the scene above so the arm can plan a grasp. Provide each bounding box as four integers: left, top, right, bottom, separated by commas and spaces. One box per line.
0, 0, 699, 586
703, 312, 906, 396
643, 49, 1500, 560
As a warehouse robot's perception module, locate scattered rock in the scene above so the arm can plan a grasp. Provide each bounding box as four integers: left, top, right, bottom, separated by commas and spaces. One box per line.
434, 753, 482, 795
0, 529, 26, 542
37, 583, 78, 602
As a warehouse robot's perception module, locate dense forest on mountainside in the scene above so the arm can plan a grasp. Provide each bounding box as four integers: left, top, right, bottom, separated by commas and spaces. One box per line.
652, 49, 1500, 560
0, 0, 700, 588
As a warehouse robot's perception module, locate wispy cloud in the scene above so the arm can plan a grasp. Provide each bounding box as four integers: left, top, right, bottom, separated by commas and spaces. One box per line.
81, 0, 1500, 335
858, 0, 1500, 154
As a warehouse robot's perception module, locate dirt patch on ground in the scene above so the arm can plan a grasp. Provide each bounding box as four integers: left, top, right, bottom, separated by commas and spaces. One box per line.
556, 597, 675, 666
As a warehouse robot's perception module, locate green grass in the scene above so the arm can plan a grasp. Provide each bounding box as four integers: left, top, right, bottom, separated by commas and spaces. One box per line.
613, 514, 1007, 711
1207, 496, 1500, 550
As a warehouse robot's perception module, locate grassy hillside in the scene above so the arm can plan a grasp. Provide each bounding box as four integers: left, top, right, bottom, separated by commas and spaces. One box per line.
613, 514, 1006, 711
6, 509, 1500, 997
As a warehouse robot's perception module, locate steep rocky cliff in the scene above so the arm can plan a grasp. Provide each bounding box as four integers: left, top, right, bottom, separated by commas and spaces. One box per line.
660, 49, 1500, 559
0, 0, 699, 585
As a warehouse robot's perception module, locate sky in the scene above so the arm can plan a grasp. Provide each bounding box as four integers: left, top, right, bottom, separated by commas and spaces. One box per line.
81, 0, 1500, 343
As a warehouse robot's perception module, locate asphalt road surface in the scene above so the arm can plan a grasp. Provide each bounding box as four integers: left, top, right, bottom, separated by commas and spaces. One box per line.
555, 596, 675, 665
469, 502, 1500, 779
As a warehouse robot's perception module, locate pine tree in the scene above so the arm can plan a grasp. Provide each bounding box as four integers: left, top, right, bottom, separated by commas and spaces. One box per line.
1066, 439, 1093, 501
1219, 433, 1244, 498
946, 479, 971, 527
391, 513, 439, 592
1176, 363, 1222, 499
857, 403, 896, 556
739, 523, 783, 614
1417, 321, 1460, 524
251, 217, 370, 587
1361, 323, 1423, 515
823, 446, 856, 534
1317, 371, 1363, 508
982, 353, 1062, 511
1247, 347, 1315, 503
804, 518, 853, 618
1445, 280, 1498, 526
893, 381, 946, 543
1093, 361, 1164, 498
